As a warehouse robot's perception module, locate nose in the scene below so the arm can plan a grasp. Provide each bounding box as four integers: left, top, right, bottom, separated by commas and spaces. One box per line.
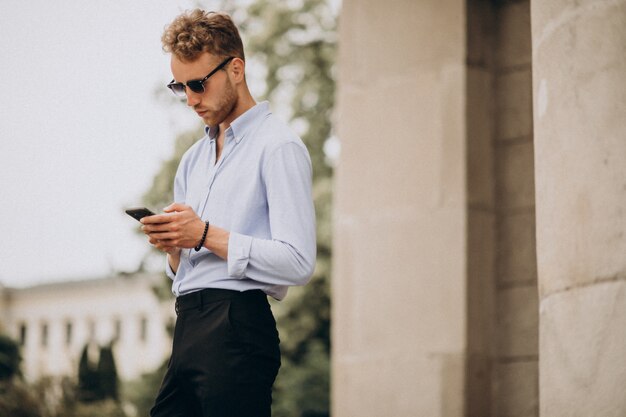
185, 89, 202, 107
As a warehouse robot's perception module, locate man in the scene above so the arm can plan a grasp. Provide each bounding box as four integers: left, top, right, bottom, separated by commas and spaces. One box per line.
140, 9, 316, 417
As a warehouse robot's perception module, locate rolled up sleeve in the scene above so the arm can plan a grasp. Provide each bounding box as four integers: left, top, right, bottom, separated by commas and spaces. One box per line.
226, 141, 316, 286
227, 231, 253, 278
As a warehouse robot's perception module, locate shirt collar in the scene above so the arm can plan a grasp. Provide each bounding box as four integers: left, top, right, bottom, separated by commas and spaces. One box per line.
204, 101, 271, 144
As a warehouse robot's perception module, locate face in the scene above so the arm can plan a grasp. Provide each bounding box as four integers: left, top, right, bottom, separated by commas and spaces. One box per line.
170, 52, 238, 127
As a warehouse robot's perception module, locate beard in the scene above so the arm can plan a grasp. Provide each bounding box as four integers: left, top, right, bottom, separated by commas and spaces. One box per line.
201, 78, 238, 127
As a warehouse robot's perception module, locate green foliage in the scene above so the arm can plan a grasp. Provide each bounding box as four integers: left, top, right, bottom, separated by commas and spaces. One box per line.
97, 346, 119, 401
70, 400, 126, 417
0, 379, 42, 417
0, 333, 21, 380
243, 0, 337, 182
122, 360, 168, 417
77, 343, 119, 403
0, 334, 42, 417
242, 2, 336, 416
142, 127, 205, 212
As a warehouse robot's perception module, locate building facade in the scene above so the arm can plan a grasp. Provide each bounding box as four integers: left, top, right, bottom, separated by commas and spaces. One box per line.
332, 0, 625, 416
0, 274, 174, 382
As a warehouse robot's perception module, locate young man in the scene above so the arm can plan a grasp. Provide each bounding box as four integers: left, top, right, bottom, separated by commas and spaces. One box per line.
140, 9, 316, 417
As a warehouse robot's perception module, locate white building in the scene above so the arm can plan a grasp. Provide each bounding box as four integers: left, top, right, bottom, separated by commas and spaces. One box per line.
0, 273, 174, 382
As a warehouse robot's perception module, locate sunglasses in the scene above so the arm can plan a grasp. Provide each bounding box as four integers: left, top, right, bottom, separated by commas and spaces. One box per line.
167, 57, 234, 97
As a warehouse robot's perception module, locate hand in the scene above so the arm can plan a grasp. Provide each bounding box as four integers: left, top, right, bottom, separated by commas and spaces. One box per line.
140, 203, 206, 250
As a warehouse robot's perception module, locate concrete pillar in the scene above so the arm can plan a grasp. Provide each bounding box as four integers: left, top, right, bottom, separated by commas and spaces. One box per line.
531, 1, 626, 416
333, 0, 466, 416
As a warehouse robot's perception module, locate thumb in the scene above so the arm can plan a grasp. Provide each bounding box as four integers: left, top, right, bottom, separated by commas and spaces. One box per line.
163, 202, 186, 213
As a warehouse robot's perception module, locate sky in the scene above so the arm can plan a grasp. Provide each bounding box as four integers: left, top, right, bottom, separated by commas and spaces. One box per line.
0, 0, 240, 287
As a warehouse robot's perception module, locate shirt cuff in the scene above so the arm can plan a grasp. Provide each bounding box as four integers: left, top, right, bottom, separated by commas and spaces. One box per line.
227, 232, 253, 278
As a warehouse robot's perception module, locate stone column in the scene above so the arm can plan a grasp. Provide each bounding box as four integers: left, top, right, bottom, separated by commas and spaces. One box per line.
333, 0, 466, 416
531, 1, 626, 416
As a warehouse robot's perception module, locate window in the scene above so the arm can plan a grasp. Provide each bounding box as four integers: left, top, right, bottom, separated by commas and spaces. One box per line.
65, 321, 73, 346
113, 318, 122, 343
41, 323, 48, 348
140, 317, 148, 343
18, 323, 27, 346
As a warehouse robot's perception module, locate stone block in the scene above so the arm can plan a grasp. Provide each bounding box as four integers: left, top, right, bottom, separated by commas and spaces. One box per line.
540, 280, 626, 417
336, 65, 465, 217
350, 211, 466, 354
495, 140, 535, 210
494, 360, 539, 417
467, 0, 495, 68
497, 286, 538, 357
334, 352, 464, 417
496, 0, 532, 70
497, 211, 537, 285
495, 69, 533, 141
467, 67, 495, 209
531, 0, 626, 296
339, 0, 464, 87
467, 210, 496, 353
466, 353, 493, 417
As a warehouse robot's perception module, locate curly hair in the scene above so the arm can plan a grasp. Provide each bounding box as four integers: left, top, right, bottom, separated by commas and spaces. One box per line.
161, 9, 245, 62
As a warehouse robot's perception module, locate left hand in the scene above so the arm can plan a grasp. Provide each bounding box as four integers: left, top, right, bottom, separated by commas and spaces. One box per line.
141, 203, 206, 249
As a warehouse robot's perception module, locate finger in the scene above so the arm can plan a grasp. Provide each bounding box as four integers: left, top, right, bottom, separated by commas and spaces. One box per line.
149, 237, 175, 251
142, 223, 174, 233
156, 239, 178, 250
141, 213, 175, 225
164, 202, 190, 213
149, 231, 180, 241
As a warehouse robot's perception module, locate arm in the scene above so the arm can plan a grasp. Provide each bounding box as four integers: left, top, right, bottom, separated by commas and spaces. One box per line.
141, 143, 316, 286
226, 142, 316, 286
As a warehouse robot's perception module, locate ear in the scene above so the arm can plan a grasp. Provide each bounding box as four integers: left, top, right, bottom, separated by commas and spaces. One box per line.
229, 57, 246, 83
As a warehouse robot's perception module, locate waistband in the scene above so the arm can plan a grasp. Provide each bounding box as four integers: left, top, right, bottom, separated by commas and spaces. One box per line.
175, 288, 265, 315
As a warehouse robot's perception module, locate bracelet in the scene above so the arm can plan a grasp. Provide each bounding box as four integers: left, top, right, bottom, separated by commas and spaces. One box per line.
194, 221, 210, 252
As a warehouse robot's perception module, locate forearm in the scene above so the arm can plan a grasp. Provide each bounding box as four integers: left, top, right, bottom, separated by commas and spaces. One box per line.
202, 225, 230, 260
167, 250, 181, 274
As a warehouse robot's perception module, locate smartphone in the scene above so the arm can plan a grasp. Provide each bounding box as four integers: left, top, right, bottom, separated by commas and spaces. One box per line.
125, 207, 155, 222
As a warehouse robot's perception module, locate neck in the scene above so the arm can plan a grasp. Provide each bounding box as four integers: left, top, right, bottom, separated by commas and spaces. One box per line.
219, 88, 256, 132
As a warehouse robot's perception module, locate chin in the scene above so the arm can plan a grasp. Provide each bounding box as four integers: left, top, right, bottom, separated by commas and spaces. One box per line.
201, 115, 216, 126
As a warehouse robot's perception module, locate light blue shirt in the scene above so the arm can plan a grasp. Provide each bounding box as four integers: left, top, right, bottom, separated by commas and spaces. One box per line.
165, 101, 316, 300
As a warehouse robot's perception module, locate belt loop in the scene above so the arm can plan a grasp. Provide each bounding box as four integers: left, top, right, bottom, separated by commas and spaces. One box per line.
175, 299, 180, 315
198, 290, 204, 311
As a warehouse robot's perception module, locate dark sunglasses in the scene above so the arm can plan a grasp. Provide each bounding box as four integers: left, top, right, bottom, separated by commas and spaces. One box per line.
167, 57, 234, 97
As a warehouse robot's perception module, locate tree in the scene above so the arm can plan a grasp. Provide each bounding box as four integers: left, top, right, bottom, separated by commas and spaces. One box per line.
97, 345, 119, 401
240, 3, 336, 416
0, 334, 42, 417
77, 343, 119, 403
141, 1, 337, 415
0, 333, 20, 380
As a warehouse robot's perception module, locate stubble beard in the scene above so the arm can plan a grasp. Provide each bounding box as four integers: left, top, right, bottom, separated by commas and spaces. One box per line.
202, 79, 238, 127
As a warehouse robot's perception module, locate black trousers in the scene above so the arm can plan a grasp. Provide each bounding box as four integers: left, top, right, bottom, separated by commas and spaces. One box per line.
150, 289, 281, 417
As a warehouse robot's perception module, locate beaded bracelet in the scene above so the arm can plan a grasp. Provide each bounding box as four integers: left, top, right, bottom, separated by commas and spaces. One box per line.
194, 221, 210, 252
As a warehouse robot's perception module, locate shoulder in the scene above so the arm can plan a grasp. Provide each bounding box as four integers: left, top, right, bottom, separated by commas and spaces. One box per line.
180, 135, 210, 165
176, 134, 211, 177
255, 114, 308, 156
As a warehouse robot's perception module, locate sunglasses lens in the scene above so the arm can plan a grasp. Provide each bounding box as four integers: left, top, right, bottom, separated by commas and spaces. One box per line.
187, 81, 204, 94
168, 83, 186, 97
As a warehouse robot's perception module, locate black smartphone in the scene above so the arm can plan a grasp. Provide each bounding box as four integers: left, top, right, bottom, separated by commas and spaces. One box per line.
125, 207, 155, 222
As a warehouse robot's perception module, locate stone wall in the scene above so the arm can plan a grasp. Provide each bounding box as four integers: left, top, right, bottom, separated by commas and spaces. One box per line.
466, 1, 538, 416
492, 2, 539, 417
531, 1, 626, 415
334, 0, 624, 415
333, 0, 467, 415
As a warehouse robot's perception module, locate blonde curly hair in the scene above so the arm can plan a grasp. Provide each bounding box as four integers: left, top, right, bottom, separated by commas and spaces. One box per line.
161, 9, 245, 62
